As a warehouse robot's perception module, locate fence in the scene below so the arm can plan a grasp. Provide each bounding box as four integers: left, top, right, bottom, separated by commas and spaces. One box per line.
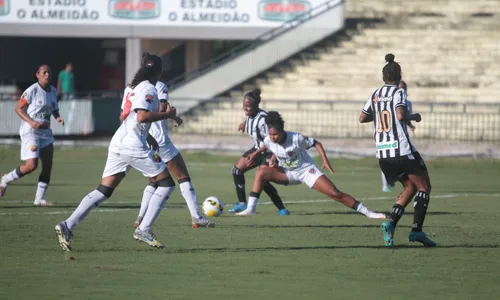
0, 97, 499, 143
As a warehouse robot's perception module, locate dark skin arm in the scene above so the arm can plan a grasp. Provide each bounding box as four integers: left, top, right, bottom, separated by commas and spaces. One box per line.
359, 112, 374, 123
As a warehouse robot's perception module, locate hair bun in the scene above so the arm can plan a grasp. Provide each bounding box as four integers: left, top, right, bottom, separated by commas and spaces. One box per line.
253, 88, 261, 97
385, 53, 395, 63
141, 52, 151, 66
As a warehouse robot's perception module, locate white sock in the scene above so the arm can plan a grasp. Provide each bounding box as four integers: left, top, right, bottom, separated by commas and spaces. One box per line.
355, 202, 370, 216
381, 171, 389, 188
139, 186, 175, 232
179, 181, 201, 219
3, 168, 21, 185
247, 196, 259, 212
65, 190, 108, 231
35, 182, 49, 201
139, 185, 156, 218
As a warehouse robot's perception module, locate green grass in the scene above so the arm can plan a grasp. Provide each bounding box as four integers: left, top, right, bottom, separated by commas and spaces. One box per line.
0, 147, 499, 300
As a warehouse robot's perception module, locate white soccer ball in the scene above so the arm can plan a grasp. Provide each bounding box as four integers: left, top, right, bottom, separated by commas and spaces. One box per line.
202, 196, 224, 217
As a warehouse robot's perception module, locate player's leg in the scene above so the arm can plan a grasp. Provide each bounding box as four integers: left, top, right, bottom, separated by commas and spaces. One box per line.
311, 174, 386, 219
407, 153, 435, 246
0, 135, 40, 197
166, 151, 214, 228
134, 179, 157, 228
229, 148, 258, 212
381, 171, 391, 192
236, 166, 289, 216
381, 178, 416, 246
259, 154, 289, 215
34, 143, 54, 206
55, 151, 128, 251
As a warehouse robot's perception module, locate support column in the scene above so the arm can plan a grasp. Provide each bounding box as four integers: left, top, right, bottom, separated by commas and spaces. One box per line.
126, 38, 142, 85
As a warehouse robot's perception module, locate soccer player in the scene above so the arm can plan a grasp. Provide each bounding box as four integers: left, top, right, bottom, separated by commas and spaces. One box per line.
0, 65, 64, 206
236, 111, 386, 219
359, 53, 436, 247
122, 78, 215, 229
381, 80, 415, 192
55, 53, 177, 251
229, 89, 289, 215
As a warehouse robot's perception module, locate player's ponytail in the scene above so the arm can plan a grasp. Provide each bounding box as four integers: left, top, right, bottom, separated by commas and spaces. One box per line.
265, 111, 285, 132
382, 53, 402, 84
130, 52, 163, 88
244, 88, 262, 105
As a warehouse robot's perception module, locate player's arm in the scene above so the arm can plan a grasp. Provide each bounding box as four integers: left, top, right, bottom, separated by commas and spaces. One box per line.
246, 144, 268, 166
136, 108, 176, 123
396, 106, 421, 123
359, 96, 374, 123
238, 120, 246, 133
15, 92, 45, 129
161, 101, 183, 126
311, 138, 334, 173
52, 109, 65, 126
359, 112, 374, 123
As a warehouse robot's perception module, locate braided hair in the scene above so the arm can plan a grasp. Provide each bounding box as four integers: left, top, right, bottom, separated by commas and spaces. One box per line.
382, 53, 402, 84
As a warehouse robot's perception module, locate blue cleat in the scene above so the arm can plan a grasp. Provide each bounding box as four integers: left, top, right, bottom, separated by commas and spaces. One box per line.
228, 202, 247, 213
278, 209, 290, 216
408, 231, 437, 247
382, 186, 392, 193
381, 221, 395, 247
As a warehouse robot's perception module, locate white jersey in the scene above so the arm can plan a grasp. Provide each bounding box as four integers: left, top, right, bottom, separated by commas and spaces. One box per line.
264, 131, 315, 171
110, 80, 159, 157
19, 83, 58, 138
245, 109, 268, 149
362, 84, 416, 159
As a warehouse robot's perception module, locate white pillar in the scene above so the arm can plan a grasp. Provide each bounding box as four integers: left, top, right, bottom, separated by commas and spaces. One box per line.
126, 38, 142, 85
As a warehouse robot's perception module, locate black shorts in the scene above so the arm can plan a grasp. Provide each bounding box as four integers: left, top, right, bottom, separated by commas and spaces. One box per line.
242, 147, 272, 167
379, 152, 427, 184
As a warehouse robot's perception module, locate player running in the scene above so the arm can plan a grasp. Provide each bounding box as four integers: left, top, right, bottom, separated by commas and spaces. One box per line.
236, 111, 386, 219
122, 78, 215, 229
0, 65, 64, 206
359, 53, 436, 247
55, 53, 177, 251
229, 89, 289, 215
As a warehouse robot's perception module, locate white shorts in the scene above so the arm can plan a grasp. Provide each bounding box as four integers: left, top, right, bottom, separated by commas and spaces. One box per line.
158, 142, 179, 163
286, 165, 324, 188
102, 150, 166, 178
20, 133, 54, 161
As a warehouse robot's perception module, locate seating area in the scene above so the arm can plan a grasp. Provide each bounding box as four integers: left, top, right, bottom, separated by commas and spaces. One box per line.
175, 0, 500, 140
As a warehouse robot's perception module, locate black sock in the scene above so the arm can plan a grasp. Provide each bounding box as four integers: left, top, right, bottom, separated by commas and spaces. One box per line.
263, 182, 285, 210
412, 191, 430, 232
389, 204, 405, 227
232, 166, 246, 203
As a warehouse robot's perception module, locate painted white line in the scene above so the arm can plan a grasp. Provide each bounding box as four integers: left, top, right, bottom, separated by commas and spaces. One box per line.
1, 193, 499, 216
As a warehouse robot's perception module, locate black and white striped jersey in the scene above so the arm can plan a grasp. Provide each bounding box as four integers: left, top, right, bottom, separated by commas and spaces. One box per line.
362, 84, 417, 159
245, 109, 269, 149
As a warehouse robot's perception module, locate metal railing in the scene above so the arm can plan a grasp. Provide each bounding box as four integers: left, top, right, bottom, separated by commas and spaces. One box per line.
165, 0, 345, 91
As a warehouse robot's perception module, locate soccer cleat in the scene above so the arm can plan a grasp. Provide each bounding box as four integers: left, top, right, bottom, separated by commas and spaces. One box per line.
133, 229, 165, 248
366, 212, 387, 219
133, 216, 143, 228
55, 222, 73, 251
228, 202, 247, 213
278, 209, 291, 216
192, 216, 215, 228
236, 209, 256, 216
408, 231, 437, 247
0, 175, 7, 197
34, 199, 53, 206
382, 186, 392, 192
381, 221, 395, 247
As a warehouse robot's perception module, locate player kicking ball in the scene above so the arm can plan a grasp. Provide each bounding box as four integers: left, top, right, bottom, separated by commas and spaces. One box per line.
236, 111, 386, 219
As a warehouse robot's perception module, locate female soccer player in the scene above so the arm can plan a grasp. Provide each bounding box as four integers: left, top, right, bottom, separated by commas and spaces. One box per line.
55, 53, 177, 251
124, 77, 215, 229
381, 80, 415, 192
359, 53, 435, 247
236, 111, 386, 219
229, 89, 289, 215
0, 65, 64, 206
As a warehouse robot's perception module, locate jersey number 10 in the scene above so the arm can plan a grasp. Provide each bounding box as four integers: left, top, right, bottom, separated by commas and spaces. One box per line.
376, 109, 392, 133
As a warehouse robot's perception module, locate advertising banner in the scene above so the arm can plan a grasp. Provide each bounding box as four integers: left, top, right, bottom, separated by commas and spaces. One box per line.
0, 0, 330, 27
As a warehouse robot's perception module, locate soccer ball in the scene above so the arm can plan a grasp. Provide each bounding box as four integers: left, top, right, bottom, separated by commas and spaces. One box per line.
202, 196, 224, 217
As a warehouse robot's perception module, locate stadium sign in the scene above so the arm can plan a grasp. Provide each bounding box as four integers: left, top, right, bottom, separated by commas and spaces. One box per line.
108, 0, 160, 20
0, 0, 9, 16
257, 0, 311, 22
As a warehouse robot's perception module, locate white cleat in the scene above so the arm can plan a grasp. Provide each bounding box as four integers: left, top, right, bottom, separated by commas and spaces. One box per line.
34, 199, 53, 207
366, 212, 387, 219
0, 175, 8, 197
236, 209, 256, 216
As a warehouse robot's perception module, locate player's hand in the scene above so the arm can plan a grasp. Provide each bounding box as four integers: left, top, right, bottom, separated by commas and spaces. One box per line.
174, 116, 183, 127
30, 121, 45, 129
414, 113, 422, 123
57, 117, 65, 127
246, 154, 256, 167
166, 105, 177, 117
322, 162, 334, 174
238, 122, 245, 133
269, 157, 277, 168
